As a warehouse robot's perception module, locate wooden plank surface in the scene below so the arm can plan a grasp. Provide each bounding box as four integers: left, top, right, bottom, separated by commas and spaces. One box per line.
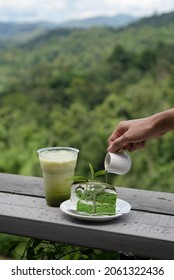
0, 173, 174, 259
0, 192, 174, 259
0, 172, 174, 215
0, 172, 44, 197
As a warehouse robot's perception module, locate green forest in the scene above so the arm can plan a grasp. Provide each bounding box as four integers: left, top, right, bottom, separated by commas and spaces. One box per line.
1, 10, 174, 259
1, 12, 174, 192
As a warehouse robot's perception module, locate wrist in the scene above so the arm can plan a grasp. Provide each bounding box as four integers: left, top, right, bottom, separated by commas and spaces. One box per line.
150, 109, 174, 135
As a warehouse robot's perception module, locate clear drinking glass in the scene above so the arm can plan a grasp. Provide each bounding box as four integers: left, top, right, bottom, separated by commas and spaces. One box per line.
37, 147, 79, 207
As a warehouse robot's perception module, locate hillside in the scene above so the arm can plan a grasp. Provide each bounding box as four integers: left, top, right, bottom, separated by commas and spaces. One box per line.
0, 21, 58, 42
59, 14, 138, 28
0, 11, 174, 193
130, 10, 174, 28
1, 11, 173, 44
0, 14, 138, 42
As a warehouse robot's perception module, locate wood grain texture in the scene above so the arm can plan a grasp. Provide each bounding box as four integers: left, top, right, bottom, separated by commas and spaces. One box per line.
0, 172, 174, 214
0, 172, 44, 197
0, 173, 174, 259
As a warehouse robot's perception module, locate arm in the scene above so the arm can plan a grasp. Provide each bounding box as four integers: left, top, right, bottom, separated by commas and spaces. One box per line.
107, 109, 174, 153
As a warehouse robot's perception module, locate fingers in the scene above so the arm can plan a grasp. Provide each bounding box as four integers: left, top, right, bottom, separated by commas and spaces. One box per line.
108, 121, 128, 145
125, 141, 146, 152
108, 132, 120, 145
108, 137, 146, 153
107, 119, 148, 153
107, 134, 126, 152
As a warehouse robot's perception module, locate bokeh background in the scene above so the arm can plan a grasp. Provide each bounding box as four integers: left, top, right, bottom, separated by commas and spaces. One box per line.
0, 0, 174, 259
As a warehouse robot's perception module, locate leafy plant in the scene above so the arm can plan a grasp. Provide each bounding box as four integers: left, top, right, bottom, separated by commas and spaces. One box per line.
20, 238, 120, 260
72, 162, 107, 183
0, 233, 27, 260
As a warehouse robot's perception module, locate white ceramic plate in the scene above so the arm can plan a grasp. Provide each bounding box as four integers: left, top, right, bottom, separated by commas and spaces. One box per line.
60, 199, 131, 221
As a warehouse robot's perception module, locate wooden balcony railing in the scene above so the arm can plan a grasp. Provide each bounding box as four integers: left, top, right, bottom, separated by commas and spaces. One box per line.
0, 172, 174, 259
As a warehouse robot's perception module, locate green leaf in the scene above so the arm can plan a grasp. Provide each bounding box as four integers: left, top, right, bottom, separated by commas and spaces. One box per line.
89, 162, 95, 177
71, 176, 88, 183
8, 241, 20, 254
33, 239, 42, 249
94, 170, 107, 178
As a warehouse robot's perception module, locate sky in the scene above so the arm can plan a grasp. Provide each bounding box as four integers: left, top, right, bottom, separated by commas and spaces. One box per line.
0, 0, 174, 23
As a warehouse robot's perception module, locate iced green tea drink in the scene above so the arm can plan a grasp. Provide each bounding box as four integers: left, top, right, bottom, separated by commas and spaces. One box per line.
37, 147, 79, 207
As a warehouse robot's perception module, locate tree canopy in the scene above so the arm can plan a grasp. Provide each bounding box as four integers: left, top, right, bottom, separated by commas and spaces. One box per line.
0, 13, 174, 192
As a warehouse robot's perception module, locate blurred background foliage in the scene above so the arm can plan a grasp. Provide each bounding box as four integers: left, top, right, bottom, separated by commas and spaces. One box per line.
1, 13, 174, 192
1, 11, 174, 260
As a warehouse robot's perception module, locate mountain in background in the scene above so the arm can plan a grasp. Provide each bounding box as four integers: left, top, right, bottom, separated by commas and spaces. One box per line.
0, 21, 57, 41
0, 14, 138, 42
130, 11, 174, 28
0, 8, 174, 192
59, 14, 138, 28
0, 11, 174, 44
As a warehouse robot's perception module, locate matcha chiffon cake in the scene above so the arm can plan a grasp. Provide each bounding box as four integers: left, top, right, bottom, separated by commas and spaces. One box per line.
70, 182, 117, 215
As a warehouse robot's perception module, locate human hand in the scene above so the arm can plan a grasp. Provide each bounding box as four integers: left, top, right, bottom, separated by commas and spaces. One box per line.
107, 109, 174, 153
107, 118, 152, 153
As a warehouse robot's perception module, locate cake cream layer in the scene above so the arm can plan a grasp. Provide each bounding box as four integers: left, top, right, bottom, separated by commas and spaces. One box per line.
70, 182, 117, 214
